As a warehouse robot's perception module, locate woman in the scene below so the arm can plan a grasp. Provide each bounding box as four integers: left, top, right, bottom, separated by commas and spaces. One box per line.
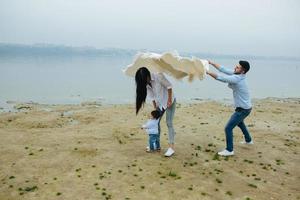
135, 67, 176, 157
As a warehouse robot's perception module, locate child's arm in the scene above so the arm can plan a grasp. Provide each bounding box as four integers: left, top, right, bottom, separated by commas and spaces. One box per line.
142, 120, 154, 129
141, 124, 148, 129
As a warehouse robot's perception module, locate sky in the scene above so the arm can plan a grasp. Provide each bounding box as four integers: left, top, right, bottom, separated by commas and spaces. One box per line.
0, 0, 299, 57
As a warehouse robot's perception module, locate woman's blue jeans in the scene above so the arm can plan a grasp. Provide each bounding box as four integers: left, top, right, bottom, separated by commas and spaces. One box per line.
157, 99, 176, 145
225, 108, 252, 152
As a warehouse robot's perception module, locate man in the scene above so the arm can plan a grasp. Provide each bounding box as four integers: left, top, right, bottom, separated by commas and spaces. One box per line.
207, 60, 253, 156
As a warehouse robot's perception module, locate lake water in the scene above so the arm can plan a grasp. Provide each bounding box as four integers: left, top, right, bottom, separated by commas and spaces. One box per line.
0, 54, 300, 109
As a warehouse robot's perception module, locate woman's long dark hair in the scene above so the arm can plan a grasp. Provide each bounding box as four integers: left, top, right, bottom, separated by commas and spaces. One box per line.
135, 67, 151, 114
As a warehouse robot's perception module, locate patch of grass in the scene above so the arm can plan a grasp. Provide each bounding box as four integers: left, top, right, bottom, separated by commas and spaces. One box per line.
216, 178, 222, 183
212, 153, 220, 161
195, 145, 202, 151
248, 183, 257, 188
243, 159, 253, 164
214, 169, 223, 174
75, 168, 81, 172
24, 186, 38, 192
99, 174, 105, 179
276, 159, 285, 165
168, 171, 177, 177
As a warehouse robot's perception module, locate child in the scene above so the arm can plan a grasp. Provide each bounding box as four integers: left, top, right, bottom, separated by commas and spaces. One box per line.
142, 110, 161, 152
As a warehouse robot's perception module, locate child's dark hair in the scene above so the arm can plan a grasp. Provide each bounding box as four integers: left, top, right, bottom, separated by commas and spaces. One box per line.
151, 110, 161, 119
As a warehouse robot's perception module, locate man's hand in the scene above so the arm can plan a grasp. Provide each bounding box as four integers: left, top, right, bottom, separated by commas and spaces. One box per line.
208, 60, 221, 69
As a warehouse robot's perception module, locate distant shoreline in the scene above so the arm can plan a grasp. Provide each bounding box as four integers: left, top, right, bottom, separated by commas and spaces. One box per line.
1, 43, 300, 61
1, 97, 299, 113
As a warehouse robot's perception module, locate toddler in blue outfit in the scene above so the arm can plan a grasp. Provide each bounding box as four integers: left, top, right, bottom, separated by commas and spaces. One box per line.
142, 110, 161, 152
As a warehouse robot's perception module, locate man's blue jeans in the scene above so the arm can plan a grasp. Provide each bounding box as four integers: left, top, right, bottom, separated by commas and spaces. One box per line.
149, 134, 160, 150
225, 108, 252, 152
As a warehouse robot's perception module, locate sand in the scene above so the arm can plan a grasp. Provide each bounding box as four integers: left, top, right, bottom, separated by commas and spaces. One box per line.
0, 98, 299, 200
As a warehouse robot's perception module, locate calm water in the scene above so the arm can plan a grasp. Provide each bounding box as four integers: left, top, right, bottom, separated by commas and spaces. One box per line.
0, 55, 300, 109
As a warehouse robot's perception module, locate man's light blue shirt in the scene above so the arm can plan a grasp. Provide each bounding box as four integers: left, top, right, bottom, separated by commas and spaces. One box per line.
216, 66, 252, 109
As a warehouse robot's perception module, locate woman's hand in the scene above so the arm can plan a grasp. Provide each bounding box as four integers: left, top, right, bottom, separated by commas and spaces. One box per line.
167, 98, 172, 108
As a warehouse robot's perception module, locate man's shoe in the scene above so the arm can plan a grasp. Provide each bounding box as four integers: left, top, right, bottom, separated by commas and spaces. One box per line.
240, 140, 254, 145
218, 149, 234, 156
164, 148, 175, 157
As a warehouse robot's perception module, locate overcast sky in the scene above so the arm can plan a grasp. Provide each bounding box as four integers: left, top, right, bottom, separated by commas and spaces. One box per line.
0, 0, 299, 57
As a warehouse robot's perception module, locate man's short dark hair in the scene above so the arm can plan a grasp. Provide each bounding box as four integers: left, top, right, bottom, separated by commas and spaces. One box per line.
239, 60, 250, 73
151, 110, 161, 119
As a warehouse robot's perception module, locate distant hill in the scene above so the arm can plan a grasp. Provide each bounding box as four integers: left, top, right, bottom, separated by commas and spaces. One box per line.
0, 43, 299, 61
0, 43, 137, 57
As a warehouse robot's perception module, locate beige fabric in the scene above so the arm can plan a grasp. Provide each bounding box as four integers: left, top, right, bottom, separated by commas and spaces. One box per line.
123, 51, 209, 81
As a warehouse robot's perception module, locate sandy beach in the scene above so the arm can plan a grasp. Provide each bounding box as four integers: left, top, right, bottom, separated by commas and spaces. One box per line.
0, 98, 299, 200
